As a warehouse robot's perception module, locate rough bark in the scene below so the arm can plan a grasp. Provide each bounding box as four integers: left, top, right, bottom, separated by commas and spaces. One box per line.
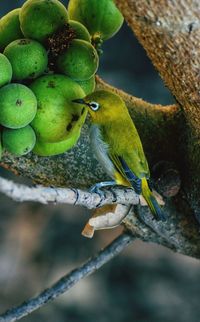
116, 0, 200, 220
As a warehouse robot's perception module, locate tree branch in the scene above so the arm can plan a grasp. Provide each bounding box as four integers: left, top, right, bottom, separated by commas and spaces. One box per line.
115, 0, 200, 132
0, 176, 139, 208
0, 233, 134, 322
1, 174, 200, 260
115, 0, 200, 221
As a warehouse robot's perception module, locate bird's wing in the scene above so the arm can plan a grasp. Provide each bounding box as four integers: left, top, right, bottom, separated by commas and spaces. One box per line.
109, 151, 150, 194
92, 123, 150, 192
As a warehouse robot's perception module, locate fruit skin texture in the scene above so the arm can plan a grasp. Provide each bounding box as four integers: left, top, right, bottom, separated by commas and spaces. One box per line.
0, 133, 3, 160
33, 131, 79, 156
77, 76, 95, 95
0, 9, 23, 51
69, 20, 91, 42
30, 74, 87, 143
0, 54, 12, 87
0, 83, 37, 129
68, 0, 124, 41
20, 0, 69, 42
33, 108, 86, 156
57, 39, 99, 81
4, 39, 48, 81
2, 125, 36, 156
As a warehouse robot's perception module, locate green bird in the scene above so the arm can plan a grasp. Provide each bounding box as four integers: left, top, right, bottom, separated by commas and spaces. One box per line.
73, 90, 165, 220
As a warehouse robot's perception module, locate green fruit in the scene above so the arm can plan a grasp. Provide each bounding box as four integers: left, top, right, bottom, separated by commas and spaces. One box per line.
0, 54, 12, 87
69, 20, 91, 42
0, 9, 23, 51
20, 0, 69, 42
4, 39, 48, 81
57, 39, 99, 81
77, 76, 95, 95
2, 125, 36, 156
0, 133, 3, 160
30, 74, 87, 142
33, 110, 86, 156
0, 84, 37, 129
33, 134, 78, 156
68, 0, 124, 41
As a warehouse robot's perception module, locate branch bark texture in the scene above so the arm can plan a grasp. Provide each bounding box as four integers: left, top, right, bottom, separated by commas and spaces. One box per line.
0, 233, 134, 322
1, 174, 200, 259
116, 0, 200, 219
0, 176, 139, 208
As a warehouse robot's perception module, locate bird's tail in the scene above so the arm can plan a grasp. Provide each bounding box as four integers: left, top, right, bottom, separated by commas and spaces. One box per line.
141, 178, 166, 221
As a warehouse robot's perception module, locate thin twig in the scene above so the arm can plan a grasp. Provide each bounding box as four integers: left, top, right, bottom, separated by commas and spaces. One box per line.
0, 176, 139, 209
0, 233, 134, 322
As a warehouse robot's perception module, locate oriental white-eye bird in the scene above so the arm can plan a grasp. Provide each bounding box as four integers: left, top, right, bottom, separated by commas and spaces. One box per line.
72, 90, 165, 220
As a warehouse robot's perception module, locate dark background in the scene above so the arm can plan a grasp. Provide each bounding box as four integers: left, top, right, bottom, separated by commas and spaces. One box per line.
0, 2, 200, 322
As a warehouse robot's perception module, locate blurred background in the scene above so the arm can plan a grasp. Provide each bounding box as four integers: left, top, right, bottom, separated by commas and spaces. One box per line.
1, 1, 200, 322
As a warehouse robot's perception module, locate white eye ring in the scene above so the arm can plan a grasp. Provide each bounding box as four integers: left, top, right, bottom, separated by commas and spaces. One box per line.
89, 101, 100, 111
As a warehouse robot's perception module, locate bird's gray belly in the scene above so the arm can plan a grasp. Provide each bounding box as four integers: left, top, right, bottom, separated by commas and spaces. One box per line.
89, 125, 115, 179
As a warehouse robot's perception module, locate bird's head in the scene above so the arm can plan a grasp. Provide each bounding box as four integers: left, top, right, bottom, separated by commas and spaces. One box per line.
72, 90, 125, 124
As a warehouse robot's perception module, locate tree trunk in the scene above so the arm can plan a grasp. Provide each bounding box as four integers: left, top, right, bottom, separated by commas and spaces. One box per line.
116, 0, 200, 221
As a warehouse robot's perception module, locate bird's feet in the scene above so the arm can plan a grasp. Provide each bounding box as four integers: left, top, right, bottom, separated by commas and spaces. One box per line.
89, 181, 116, 198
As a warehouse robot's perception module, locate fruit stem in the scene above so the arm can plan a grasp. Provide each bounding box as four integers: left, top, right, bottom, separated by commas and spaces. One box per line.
92, 32, 103, 56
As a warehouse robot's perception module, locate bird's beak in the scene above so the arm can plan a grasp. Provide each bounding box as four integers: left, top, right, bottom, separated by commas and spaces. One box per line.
72, 98, 88, 105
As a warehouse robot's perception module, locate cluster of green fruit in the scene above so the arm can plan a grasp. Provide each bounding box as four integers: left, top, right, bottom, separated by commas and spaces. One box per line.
0, 0, 123, 157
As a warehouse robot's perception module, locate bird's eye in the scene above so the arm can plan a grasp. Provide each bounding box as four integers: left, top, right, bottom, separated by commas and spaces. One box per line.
89, 101, 100, 111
